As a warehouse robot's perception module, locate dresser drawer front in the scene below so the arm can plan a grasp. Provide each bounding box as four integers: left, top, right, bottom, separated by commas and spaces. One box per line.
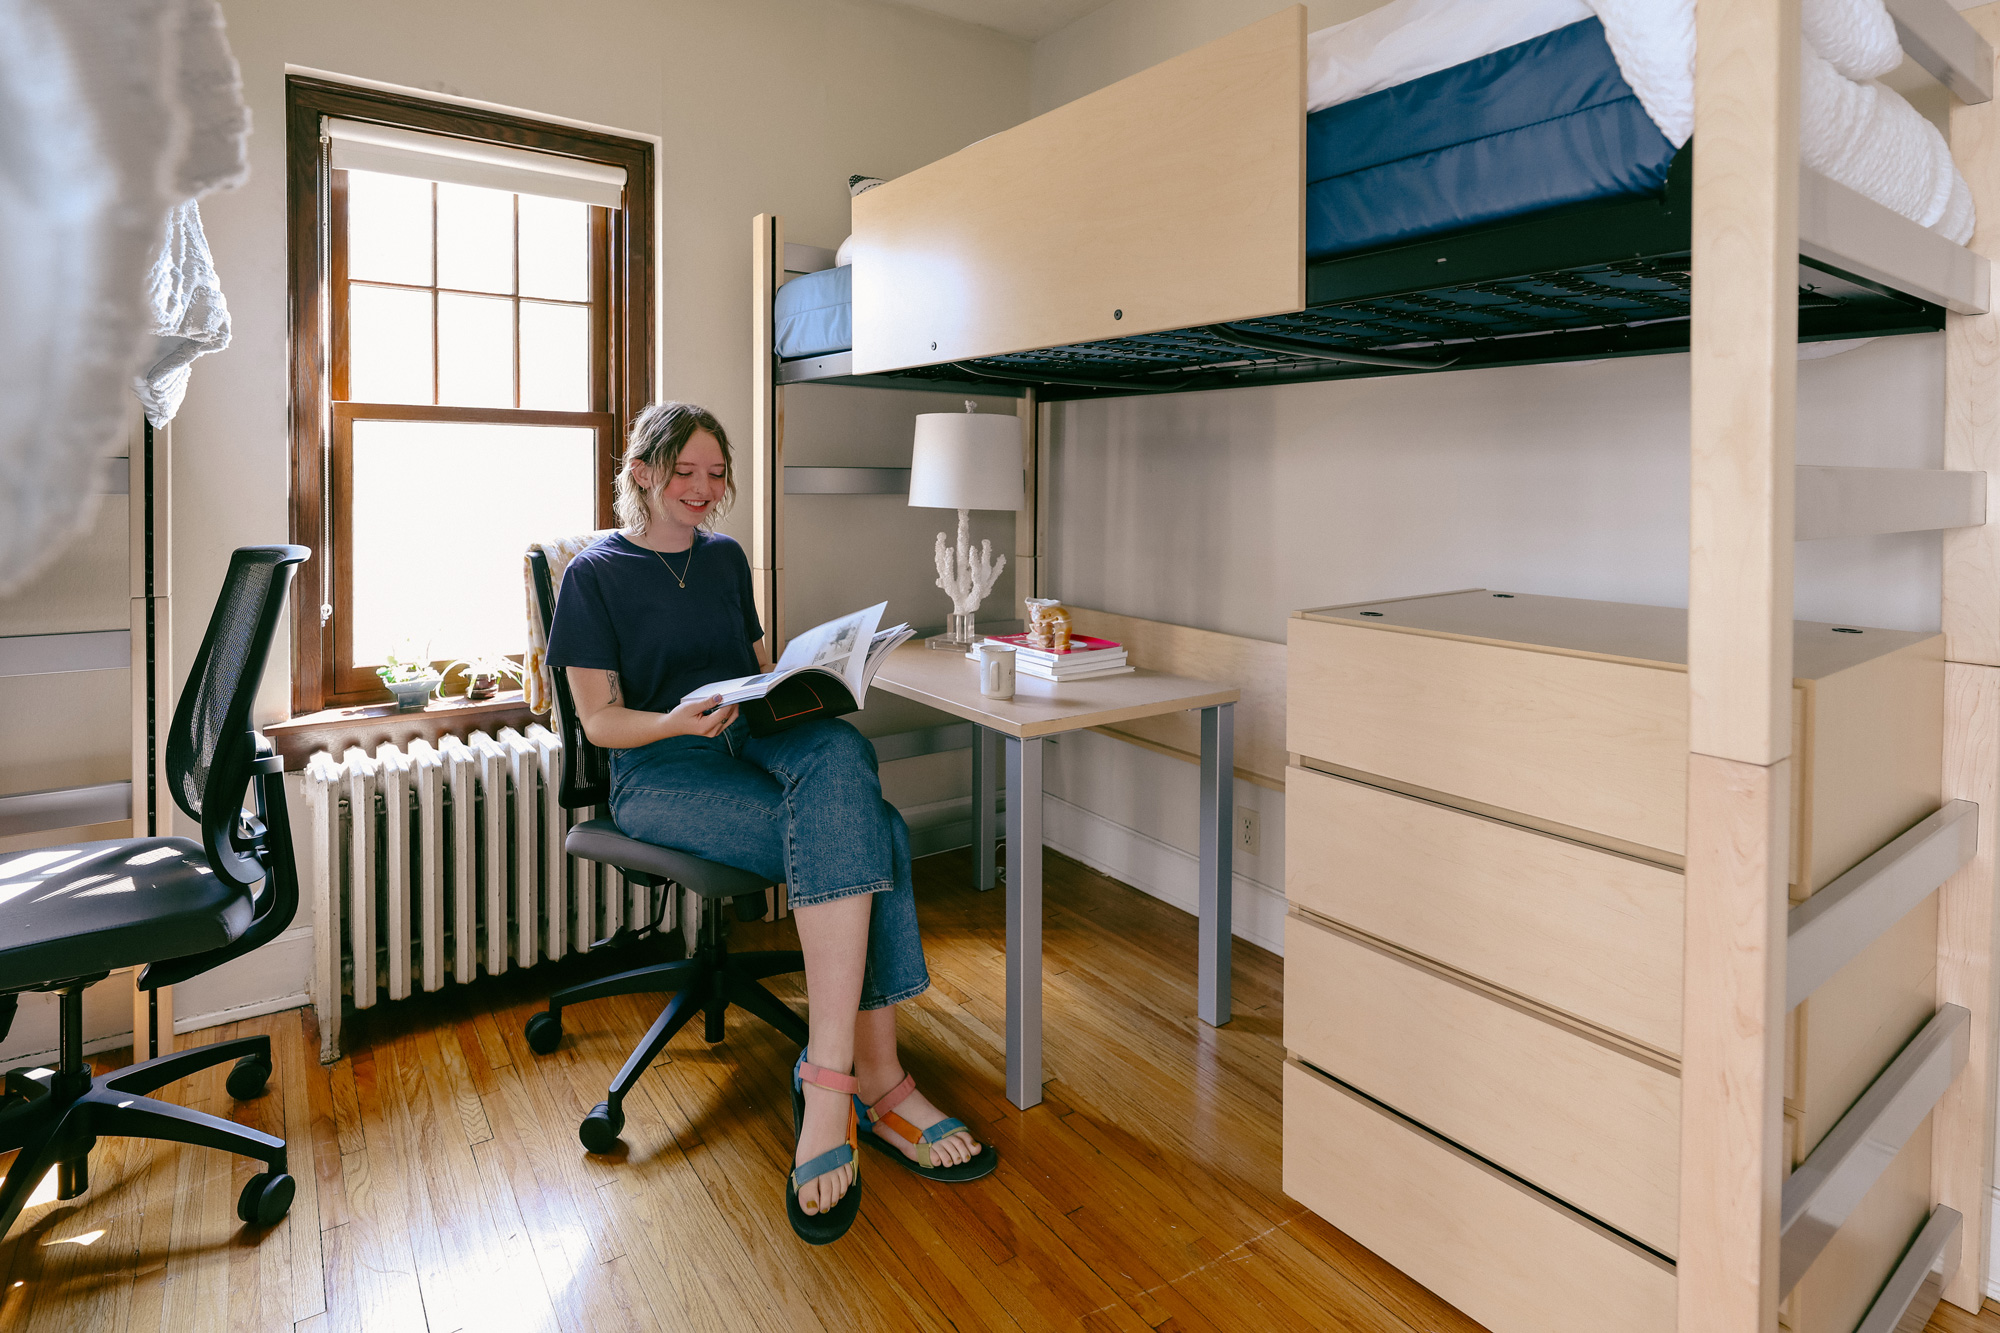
1287, 766, 1684, 1054
1283, 1061, 1675, 1333
1285, 913, 1680, 1253
1287, 617, 1688, 856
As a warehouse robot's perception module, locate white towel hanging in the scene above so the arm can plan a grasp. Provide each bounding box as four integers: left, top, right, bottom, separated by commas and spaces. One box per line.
0, 0, 249, 598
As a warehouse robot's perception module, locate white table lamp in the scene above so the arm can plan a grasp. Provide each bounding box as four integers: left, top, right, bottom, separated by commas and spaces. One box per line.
909, 401, 1024, 648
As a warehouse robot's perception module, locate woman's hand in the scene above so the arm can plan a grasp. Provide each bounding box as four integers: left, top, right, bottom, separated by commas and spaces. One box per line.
664, 694, 736, 739
569, 667, 737, 749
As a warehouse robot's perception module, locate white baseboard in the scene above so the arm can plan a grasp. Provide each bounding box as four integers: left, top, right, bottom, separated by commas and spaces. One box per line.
1041, 792, 1287, 956
174, 992, 311, 1036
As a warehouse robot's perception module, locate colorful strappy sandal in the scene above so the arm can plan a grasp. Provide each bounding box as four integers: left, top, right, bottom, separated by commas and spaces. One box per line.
788, 1054, 862, 1244
853, 1072, 997, 1183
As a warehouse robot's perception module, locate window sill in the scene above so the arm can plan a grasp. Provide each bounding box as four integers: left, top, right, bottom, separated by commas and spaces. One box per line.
267, 691, 539, 771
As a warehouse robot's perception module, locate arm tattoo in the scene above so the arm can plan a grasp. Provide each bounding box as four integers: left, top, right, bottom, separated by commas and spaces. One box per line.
605, 670, 622, 707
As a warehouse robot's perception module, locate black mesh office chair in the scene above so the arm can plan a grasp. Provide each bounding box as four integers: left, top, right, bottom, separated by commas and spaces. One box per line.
0, 545, 311, 1240
522, 546, 807, 1154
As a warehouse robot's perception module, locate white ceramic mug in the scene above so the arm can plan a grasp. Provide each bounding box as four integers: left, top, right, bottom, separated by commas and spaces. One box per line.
977, 642, 1017, 700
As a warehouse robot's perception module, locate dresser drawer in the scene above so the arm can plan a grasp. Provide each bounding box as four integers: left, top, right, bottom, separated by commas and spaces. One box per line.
1283, 1060, 1675, 1333
1288, 591, 1943, 881
1287, 613, 1687, 855
1287, 765, 1684, 1054
1285, 911, 1681, 1253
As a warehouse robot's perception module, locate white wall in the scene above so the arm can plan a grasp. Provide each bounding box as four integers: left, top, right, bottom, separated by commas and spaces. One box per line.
0, 0, 1033, 1067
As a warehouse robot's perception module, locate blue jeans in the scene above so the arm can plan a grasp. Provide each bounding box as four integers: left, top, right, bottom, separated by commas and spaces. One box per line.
608, 717, 929, 1011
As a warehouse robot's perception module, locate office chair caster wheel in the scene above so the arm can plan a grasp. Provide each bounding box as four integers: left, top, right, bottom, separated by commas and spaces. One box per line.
524, 1011, 562, 1054
226, 1053, 273, 1099
237, 1171, 295, 1226
578, 1101, 623, 1154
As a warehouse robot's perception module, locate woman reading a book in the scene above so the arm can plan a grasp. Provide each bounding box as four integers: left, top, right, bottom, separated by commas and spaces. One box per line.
546, 402, 991, 1245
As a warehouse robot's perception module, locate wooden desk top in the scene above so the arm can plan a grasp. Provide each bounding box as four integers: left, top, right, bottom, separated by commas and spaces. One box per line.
869, 642, 1239, 740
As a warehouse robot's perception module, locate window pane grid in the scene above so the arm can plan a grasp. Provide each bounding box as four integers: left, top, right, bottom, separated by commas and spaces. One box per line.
337, 170, 594, 413
329, 166, 610, 695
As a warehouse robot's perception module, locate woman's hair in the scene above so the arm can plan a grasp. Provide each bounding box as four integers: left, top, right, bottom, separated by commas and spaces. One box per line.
614, 401, 736, 532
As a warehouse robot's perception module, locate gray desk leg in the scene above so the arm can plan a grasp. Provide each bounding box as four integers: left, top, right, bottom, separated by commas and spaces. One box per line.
1198, 703, 1234, 1027
971, 725, 998, 892
1005, 735, 1044, 1109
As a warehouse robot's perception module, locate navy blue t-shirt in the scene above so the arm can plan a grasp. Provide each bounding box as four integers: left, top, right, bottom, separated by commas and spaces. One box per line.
546, 531, 763, 714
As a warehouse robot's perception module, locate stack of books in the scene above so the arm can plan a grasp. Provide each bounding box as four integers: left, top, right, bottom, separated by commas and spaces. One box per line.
972, 633, 1133, 681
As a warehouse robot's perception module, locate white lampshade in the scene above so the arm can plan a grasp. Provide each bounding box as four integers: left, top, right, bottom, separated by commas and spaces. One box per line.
908, 411, 1024, 511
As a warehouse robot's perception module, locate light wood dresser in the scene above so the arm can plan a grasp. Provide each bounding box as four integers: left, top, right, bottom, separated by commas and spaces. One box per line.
1282, 589, 1944, 1333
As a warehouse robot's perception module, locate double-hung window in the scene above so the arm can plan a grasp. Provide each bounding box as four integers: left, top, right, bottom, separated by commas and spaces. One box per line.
287, 80, 652, 713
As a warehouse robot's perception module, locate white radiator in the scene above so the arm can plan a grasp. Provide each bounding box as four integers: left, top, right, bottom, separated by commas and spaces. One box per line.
303, 725, 671, 1061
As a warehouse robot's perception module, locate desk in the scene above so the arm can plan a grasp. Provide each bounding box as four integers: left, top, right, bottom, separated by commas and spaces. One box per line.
871, 643, 1239, 1108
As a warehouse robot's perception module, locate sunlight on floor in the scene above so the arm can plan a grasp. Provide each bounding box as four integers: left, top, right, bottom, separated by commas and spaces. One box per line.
0, 1169, 59, 1210
41, 1229, 103, 1248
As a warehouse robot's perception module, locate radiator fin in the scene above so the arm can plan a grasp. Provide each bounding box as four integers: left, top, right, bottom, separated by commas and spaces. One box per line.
305, 727, 670, 1062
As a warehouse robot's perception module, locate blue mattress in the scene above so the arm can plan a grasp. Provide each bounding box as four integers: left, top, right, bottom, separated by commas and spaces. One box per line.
775, 263, 851, 361
774, 17, 1675, 360
1306, 18, 1673, 261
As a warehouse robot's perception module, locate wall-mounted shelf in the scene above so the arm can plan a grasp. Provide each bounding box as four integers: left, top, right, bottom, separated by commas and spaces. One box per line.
784, 466, 910, 495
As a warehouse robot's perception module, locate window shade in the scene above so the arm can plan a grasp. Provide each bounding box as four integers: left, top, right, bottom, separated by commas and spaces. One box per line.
324, 117, 626, 208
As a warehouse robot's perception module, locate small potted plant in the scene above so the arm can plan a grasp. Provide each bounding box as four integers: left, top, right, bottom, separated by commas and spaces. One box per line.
440, 654, 526, 702
377, 643, 441, 711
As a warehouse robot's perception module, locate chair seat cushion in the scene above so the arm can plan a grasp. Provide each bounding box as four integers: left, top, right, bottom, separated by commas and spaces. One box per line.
0, 838, 253, 990
564, 819, 772, 899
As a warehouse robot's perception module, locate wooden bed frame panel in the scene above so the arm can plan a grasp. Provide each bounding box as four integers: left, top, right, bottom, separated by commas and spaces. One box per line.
1680, 0, 1799, 1326
848, 6, 1305, 375
1938, 2, 2000, 1310
1066, 607, 1287, 790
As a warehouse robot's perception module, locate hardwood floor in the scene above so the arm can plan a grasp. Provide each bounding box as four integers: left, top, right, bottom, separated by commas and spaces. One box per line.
1, 846, 1995, 1332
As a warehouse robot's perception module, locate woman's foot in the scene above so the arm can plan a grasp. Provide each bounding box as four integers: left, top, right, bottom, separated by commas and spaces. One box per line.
855, 1065, 983, 1170
794, 1074, 857, 1216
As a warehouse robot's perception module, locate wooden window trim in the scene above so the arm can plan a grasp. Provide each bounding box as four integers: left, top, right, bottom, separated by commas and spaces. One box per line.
287, 75, 652, 717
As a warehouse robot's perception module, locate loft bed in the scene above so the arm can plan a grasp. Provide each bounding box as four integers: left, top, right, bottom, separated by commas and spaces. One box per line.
770, 2, 1990, 402
751, 2, 2000, 1330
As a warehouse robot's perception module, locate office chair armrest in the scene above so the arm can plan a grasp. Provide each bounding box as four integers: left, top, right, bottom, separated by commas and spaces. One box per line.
140, 759, 301, 992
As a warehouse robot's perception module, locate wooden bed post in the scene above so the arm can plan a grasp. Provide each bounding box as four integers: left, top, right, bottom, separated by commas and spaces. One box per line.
1017, 386, 1040, 618
1680, 0, 1799, 1329
1940, 4, 2000, 1311
752, 214, 784, 651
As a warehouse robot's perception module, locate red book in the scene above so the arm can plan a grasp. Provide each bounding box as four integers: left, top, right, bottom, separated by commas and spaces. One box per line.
986, 632, 1123, 658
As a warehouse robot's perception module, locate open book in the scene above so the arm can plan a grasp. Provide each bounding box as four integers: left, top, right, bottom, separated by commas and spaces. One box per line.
683, 602, 915, 737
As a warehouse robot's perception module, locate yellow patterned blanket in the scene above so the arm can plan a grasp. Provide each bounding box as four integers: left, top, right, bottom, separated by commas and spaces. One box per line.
523, 530, 614, 714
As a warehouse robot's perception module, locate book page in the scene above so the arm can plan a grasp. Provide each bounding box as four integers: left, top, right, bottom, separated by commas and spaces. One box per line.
858, 622, 915, 701
775, 601, 886, 699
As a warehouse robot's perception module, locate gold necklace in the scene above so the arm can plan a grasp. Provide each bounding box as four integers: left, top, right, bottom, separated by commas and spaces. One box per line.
652, 543, 695, 589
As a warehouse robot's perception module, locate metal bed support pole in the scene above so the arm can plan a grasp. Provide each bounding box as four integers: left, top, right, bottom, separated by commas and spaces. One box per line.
129, 415, 174, 1059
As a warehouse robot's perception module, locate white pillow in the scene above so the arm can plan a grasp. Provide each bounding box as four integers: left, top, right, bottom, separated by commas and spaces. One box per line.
1307, 0, 1591, 113
836, 175, 885, 268
1801, 0, 1903, 82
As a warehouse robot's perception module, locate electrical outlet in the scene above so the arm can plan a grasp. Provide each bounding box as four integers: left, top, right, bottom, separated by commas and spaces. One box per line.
1235, 806, 1260, 857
